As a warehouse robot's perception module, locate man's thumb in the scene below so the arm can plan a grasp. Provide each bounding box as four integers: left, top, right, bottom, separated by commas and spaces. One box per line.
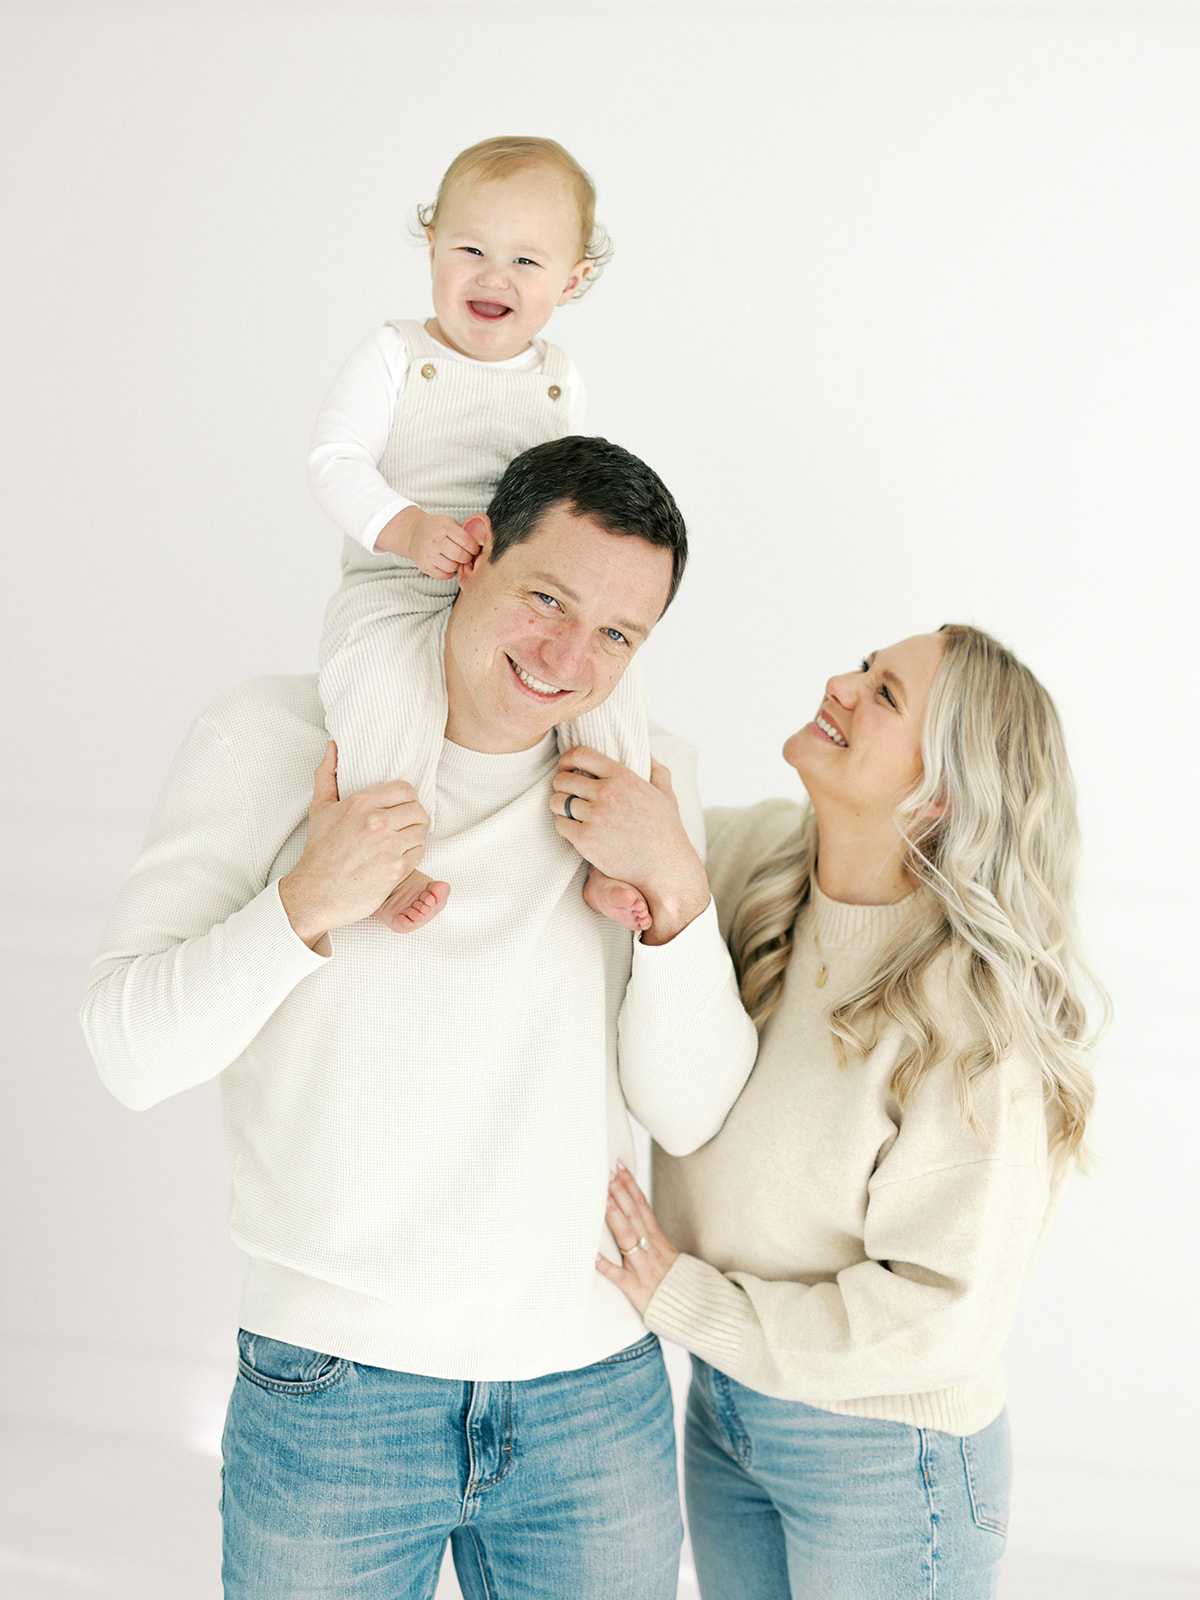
311, 741, 340, 809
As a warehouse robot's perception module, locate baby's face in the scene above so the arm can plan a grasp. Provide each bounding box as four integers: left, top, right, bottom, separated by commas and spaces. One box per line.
426, 168, 588, 362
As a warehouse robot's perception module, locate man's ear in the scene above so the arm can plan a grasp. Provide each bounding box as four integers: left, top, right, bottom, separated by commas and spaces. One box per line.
458, 515, 492, 583
556, 260, 590, 306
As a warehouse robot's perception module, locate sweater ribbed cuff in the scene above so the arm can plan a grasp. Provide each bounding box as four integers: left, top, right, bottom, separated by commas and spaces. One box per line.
644, 1252, 753, 1367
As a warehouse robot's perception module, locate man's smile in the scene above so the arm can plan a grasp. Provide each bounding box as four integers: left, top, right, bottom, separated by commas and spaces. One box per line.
509, 656, 570, 698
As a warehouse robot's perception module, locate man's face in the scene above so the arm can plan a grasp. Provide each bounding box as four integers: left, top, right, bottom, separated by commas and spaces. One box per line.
443, 504, 674, 754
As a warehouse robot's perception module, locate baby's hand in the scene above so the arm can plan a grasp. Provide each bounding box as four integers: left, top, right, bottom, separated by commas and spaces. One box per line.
375, 506, 483, 580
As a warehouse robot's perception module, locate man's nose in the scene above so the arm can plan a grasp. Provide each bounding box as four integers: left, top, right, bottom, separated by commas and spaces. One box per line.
540, 622, 589, 680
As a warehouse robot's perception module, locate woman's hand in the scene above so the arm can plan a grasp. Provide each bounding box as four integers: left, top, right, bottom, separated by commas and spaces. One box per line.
552, 747, 709, 945
595, 1160, 679, 1315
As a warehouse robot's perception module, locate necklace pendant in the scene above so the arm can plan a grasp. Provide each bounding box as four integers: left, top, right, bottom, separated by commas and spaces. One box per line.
815, 964, 827, 988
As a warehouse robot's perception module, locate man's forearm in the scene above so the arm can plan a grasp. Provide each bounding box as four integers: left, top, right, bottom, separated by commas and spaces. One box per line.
83, 884, 325, 1110
617, 899, 758, 1155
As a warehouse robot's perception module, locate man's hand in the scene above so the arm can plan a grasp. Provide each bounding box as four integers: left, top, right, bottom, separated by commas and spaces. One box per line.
279, 742, 433, 949
551, 747, 710, 945
374, 505, 483, 580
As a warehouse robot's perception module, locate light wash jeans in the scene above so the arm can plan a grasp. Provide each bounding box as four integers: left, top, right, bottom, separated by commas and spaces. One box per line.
684, 1357, 1011, 1600
220, 1328, 680, 1599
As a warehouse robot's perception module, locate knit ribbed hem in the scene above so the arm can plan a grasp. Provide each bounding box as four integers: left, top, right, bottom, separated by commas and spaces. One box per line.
811, 1375, 1007, 1438
238, 1257, 650, 1382
647, 1255, 1008, 1437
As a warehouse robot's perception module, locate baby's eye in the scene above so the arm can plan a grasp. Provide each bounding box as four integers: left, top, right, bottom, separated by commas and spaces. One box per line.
458, 246, 483, 257
515, 256, 542, 268
602, 628, 629, 647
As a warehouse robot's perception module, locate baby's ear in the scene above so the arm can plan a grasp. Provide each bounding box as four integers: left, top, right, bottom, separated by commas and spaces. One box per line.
556, 261, 589, 305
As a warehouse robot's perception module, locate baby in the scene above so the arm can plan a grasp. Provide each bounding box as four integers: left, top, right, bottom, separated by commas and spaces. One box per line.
310, 136, 654, 933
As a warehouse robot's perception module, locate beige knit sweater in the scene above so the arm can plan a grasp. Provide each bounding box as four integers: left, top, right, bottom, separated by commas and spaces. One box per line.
646, 800, 1062, 1436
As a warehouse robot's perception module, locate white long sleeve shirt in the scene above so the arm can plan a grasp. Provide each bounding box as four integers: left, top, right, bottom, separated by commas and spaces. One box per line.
82, 674, 756, 1381
308, 324, 587, 551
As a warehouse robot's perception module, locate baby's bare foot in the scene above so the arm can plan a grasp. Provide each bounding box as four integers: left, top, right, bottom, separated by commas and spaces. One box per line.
374, 868, 451, 934
584, 868, 652, 933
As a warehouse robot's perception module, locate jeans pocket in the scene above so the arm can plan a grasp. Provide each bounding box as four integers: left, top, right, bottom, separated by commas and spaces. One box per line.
236, 1329, 350, 1396
701, 1362, 753, 1467
960, 1409, 1012, 1537
595, 1332, 660, 1366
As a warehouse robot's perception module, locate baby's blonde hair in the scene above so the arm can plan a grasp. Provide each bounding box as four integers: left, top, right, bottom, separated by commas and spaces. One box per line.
416, 136, 612, 296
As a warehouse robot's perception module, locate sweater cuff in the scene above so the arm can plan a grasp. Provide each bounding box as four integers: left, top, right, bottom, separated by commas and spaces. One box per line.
644, 1252, 753, 1367
268, 879, 335, 970
630, 897, 727, 998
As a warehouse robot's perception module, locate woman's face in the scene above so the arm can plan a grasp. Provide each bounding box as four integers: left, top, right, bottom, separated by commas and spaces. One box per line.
783, 633, 946, 823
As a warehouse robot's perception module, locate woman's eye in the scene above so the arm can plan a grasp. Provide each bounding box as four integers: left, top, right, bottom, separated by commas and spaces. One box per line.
859, 659, 871, 674
879, 685, 896, 707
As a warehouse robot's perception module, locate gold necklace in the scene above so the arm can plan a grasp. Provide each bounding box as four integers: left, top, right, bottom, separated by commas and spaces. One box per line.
813, 903, 903, 988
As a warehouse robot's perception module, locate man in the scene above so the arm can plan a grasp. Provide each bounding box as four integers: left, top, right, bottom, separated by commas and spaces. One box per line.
83, 436, 756, 1599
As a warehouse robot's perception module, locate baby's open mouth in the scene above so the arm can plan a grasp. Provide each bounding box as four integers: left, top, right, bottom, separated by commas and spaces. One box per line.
469, 301, 511, 319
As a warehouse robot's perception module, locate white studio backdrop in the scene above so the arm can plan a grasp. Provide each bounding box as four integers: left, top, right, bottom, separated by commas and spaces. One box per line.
1, 0, 1196, 1587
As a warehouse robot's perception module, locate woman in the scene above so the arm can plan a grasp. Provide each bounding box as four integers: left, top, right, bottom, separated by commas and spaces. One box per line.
595, 626, 1103, 1599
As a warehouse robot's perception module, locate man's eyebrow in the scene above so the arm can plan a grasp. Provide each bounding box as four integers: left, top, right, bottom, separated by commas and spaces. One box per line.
527, 570, 653, 640
865, 652, 907, 707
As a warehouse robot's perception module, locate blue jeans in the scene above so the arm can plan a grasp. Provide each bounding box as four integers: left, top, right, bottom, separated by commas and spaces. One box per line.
684, 1358, 1010, 1600
220, 1329, 682, 1599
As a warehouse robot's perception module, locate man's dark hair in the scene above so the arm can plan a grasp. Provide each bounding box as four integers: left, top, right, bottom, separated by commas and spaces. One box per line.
485, 436, 688, 612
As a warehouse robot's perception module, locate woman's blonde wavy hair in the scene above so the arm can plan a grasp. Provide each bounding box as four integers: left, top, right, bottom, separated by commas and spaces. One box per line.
728, 625, 1107, 1165
415, 136, 612, 295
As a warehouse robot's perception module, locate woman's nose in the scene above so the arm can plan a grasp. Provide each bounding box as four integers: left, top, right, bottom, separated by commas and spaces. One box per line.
824, 673, 856, 708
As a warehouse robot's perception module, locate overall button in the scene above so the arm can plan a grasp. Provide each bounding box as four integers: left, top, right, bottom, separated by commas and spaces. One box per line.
547, 384, 562, 400
421, 363, 436, 379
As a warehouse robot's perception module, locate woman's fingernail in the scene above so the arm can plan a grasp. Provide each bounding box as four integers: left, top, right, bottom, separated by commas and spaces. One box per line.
616, 1157, 627, 1172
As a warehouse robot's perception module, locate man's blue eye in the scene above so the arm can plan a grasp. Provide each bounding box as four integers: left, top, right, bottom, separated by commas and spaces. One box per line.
603, 629, 629, 646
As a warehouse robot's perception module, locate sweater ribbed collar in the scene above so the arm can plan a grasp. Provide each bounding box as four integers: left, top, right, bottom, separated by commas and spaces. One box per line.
808, 876, 923, 952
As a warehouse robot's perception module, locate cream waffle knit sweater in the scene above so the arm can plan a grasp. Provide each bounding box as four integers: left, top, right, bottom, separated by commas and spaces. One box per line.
82, 674, 757, 1381
646, 800, 1062, 1436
